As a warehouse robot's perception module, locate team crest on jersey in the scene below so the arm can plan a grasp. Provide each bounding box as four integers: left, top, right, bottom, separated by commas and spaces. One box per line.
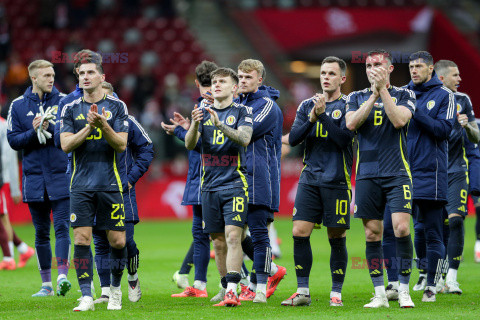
202, 220, 205, 229
104, 110, 113, 120
70, 213, 77, 222
354, 205, 357, 214
226, 115, 236, 125
392, 97, 397, 104
332, 109, 342, 119
51, 105, 58, 115
426, 100, 435, 110
292, 207, 297, 216
457, 103, 462, 113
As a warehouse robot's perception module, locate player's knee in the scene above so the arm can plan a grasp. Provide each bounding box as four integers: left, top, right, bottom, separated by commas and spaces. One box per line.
292, 225, 310, 237
226, 231, 241, 247
212, 237, 226, 252
364, 228, 382, 242
109, 237, 126, 249
327, 228, 346, 239
394, 222, 410, 237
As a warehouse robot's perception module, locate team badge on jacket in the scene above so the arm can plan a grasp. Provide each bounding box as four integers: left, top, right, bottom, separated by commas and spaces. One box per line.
426, 100, 435, 110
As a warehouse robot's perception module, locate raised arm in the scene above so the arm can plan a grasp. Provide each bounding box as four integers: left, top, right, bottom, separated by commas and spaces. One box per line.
185, 105, 202, 150
60, 125, 93, 153
87, 104, 127, 153
206, 107, 252, 147
345, 92, 377, 131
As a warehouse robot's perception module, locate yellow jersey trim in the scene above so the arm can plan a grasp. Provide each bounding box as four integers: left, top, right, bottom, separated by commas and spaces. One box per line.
70, 151, 76, 191
399, 133, 412, 182
113, 152, 123, 193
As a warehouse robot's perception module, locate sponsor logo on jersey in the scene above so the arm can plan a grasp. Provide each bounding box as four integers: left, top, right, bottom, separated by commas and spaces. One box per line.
426, 100, 435, 110
75, 114, 85, 120
332, 109, 342, 119
226, 115, 236, 125
26, 111, 34, 116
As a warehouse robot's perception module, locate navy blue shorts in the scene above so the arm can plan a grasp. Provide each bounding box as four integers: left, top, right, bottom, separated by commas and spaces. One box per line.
446, 172, 468, 217
201, 188, 248, 234
70, 191, 125, 231
293, 183, 351, 229
354, 176, 412, 220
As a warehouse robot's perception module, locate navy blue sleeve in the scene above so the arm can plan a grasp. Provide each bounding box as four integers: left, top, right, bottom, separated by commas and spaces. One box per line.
6, 102, 38, 151
237, 105, 253, 128
251, 100, 277, 141
462, 94, 476, 122
317, 113, 354, 148
289, 101, 315, 146
414, 93, 455, 140
127, 119, 154, 185
54, 102, 67, 149
113, 102, 129, 133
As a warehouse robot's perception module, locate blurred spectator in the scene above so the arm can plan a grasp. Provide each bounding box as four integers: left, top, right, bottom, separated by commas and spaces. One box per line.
55, 2, 69, 29
133, 66, 157, 112
4, 53, 29, 88
290, 78, 314, 105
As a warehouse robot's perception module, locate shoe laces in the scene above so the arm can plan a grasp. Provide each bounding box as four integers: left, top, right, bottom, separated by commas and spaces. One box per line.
288, 292, 300, 300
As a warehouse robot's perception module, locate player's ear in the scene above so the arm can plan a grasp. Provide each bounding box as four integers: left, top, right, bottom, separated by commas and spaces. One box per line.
388, 64, 394, 73
341, 75, 347, 84
195, 79, 200, 88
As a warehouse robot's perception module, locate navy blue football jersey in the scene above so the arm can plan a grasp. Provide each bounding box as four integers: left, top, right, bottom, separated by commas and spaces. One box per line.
60, 94, 129, 192
346, 86, 416, 180
198, 102, 253, 191
292, 95, 353, 189
448, 92, 476, 174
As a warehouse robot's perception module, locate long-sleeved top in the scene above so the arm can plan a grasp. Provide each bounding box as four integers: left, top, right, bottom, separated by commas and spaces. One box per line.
406, 72, 455, 202
7, 86, 69, 202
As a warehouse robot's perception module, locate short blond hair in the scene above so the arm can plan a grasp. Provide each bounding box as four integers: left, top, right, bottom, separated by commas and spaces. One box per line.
102, 81, 114, 95
238, 59, 265, 80
28, 59, 53, 77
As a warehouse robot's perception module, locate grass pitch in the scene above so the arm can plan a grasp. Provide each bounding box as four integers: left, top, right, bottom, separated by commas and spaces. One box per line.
1, 217, 479, 319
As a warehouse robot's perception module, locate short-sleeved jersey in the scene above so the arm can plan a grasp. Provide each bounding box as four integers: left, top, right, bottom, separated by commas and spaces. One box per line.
60, 94, 129, 192
448, 92, 476, 174
198, 102, 253, 192
293, 95, 353, 189
346, 86, 416, 180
